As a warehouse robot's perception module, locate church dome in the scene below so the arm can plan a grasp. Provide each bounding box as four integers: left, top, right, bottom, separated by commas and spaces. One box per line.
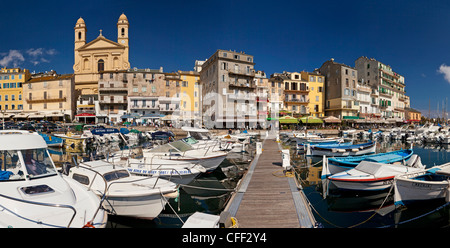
76, 17, 85, 24
118, 13, 128, 22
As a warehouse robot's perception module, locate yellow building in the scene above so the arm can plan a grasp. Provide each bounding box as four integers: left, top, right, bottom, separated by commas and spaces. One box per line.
23, 74, 75, 121
0, 67, 30, 115
178, 70, 201, 124
301, 71, 325, 117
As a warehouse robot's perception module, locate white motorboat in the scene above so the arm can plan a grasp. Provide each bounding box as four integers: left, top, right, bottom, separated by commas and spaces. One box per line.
137, 140, 228, 172
0, 130, 107, 228
327, 158, 426, 191
67, 160, 179, 219
394, 162, 450, 207
108, 148, 206, 185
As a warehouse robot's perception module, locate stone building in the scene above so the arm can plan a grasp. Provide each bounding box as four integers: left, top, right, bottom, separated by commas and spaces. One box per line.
200, 49, 258, 129
315, 59, 359, 119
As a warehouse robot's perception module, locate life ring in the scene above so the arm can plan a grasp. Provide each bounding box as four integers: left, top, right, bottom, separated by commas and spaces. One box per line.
82, 221, 95, 228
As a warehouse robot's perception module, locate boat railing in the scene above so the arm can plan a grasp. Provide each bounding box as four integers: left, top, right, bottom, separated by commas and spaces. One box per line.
0, 192, 77, 228
73, 157, 108, 224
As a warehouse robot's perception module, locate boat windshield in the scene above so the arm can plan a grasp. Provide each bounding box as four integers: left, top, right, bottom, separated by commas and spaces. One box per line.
183, 137, 199, 145
103, 169, 130, 182
21, 148, 57, 179
0, 150, 26, 180
190, 131, 212, 140
149, 140, 194, 153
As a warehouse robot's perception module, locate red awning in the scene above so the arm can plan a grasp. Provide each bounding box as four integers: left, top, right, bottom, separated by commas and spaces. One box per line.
406, 119, 420, 122
75, 113, 96, 117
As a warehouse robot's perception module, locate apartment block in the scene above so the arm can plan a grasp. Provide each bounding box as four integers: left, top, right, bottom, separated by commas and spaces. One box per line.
200, 49, 259, 129
355, 56, 408, 120
315, 58, 359, 119
301, 71, 325, 117
0, 67, 30, 115
24, 73, 75, 121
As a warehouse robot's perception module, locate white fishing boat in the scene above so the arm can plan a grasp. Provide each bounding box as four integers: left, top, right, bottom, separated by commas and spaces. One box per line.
108, 147, 206, 185
0, 130, 107, 228
393, 162, 450, 207
66, 160, 179, 219
327, 158, 426, 191
136, 140, 228, 172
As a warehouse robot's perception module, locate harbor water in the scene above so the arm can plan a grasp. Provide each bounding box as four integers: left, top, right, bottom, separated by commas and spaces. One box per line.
49, 134, 450, 228
291, 140, 450, 228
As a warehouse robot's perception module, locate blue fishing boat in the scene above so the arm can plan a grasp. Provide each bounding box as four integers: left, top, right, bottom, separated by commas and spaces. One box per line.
306, 141, 376, 157
296, 137, 347, 150
38, 132, 64, 147
324, 149, 414, 177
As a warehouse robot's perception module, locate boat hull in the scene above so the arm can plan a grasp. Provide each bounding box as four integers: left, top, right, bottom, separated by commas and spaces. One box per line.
102, 193, 168, 219
127, 168, 202, 185
309, 143, 376, 157
394, 176, 450, 206
330, 177, 395, 191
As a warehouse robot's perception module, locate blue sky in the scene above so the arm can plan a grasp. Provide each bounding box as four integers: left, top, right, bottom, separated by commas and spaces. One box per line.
1, 0, 449, 117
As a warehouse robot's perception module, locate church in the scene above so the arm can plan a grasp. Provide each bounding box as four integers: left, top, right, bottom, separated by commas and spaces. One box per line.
73, 14, 131, 120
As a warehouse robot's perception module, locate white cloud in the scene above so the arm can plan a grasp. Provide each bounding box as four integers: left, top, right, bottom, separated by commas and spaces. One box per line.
0, 48, 57, 68
438, 64, 450, 83
0, 50, 25, 67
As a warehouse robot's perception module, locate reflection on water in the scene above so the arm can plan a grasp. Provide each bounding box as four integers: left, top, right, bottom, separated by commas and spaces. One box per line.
292, 139, 450, 228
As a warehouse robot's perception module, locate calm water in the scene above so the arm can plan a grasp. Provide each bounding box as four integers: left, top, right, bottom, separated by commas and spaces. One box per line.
292, 140, 450, 228
49, 136, 450, 228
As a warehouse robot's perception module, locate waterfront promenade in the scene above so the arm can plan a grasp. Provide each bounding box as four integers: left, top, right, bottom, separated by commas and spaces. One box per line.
225, 132, 316, 228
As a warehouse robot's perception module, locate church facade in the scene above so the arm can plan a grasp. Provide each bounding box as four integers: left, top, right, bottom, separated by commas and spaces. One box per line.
73, 14, 130, 119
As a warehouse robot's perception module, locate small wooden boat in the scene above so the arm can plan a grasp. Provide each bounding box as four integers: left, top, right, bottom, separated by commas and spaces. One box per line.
324, 149, 414, 176
327, 155, 426, 191
38, 132, 64, 148
306, 141, 376, 157
296, 138, 346, 150
393, 162, 450, 207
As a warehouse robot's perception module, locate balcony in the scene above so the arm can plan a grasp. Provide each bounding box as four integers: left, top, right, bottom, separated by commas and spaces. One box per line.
99, 99, 127, 104
26, 97, 66, 104
129, 105, 159, 110
284, 98, 309, 104
228, 94, 257, 101
228, 81, 256, 89
98, 86, 127, 93
284, 89, 309, 93
227, 68, 255, 77
379, 91, 393, 98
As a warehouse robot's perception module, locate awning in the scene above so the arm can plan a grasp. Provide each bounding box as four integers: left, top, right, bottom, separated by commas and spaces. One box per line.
299, 116, 323, 124
323, 116, 341, 123
142, 114, 165, 119
13, 113, 29, 118
279, 115, 298, 124
343, 116, 360, 120
120, 113, 141, 119
76, 113, 96, 117
28, 114, 45, 118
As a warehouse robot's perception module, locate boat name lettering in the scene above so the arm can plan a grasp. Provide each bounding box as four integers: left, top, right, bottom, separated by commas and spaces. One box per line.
412, 182, 431, 188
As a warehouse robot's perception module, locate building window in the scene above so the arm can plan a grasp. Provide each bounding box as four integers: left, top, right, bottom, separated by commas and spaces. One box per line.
121, 28, 125, 36
98, 59, 105, 72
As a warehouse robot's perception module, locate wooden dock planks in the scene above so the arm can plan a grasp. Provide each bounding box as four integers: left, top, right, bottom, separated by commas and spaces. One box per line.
233, 138, 305, 228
